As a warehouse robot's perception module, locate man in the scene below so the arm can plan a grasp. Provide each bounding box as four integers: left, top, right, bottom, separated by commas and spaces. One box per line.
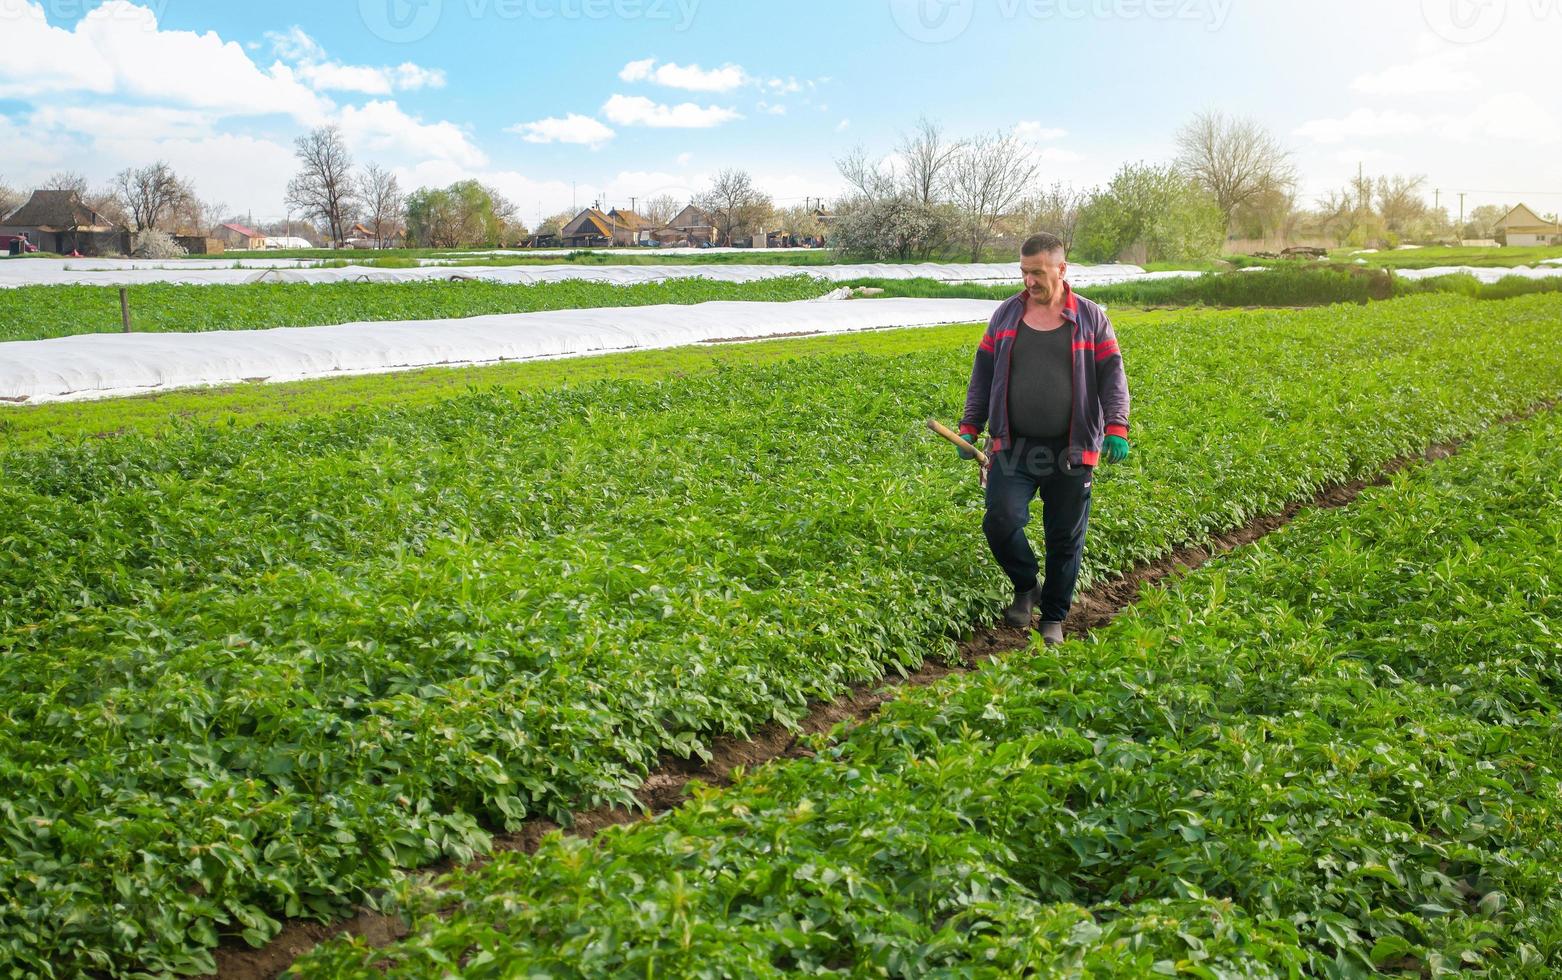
957, 232, 1131, 645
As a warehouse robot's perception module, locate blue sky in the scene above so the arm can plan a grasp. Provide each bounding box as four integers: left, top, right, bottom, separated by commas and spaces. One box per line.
2, 0, 1558, 227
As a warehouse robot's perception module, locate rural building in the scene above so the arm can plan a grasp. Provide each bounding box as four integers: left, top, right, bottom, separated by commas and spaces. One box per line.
666, 204, 715, 246
344, 222, 404, 248
1495, 204, 1561, 246
214, 222, 266, 250
559, 207, 650, 247
559, 208, 614, 247
0, 189, 128, 255
264, 235, 315, 250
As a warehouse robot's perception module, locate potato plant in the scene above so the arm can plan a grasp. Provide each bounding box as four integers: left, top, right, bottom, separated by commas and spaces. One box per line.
1, 294, 1559, 974
299, 408, 1562, 977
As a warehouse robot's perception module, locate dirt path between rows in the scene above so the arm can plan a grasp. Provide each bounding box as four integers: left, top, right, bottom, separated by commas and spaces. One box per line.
211, 400, 1554, 980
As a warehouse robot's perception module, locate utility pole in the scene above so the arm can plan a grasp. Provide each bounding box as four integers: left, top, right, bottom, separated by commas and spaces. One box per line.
630, 196, 637, 214
1458, 193, 1466, 245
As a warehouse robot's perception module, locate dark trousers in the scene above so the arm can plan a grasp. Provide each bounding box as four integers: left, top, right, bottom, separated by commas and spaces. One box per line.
982, 437, 1093, 623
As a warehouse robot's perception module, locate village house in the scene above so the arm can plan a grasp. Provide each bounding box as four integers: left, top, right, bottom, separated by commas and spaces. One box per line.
1495, 204, 1561, 247
0, 189, 128, 256
213, 222, 266, 250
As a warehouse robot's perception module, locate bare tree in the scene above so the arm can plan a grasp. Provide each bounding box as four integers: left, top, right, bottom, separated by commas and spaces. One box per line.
114, 161, 193, 231
836, 145, 896, 199
693, 169, 774, 246
898, 116, 964, 205
286, 126, 357, 247
1374, 175, 1428, 235
948, 131, 1039, 262
0, 175, 22, 220
1174, 111, 1296, 228
357, 163, 405, 247
1014, 182, 1089, 248
642, 193, 681, 228
43, 171, 89, 194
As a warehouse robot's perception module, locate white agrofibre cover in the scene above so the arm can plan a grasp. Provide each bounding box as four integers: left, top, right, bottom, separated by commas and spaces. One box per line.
0, 259, 1183, 289
1391, 265, 1562, 284
0, 297, 1002, 405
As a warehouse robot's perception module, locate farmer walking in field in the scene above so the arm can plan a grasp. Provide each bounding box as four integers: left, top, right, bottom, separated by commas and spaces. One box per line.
957, 232, 1131, 645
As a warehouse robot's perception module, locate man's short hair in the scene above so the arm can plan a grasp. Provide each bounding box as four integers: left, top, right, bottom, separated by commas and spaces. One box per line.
1021, 232, 1066, 258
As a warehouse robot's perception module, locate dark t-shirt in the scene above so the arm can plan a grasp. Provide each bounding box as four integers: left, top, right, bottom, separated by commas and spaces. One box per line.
1006, 322, 1073, 439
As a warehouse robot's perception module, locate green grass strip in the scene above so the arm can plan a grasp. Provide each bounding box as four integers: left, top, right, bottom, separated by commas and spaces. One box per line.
0, 274, 837, 343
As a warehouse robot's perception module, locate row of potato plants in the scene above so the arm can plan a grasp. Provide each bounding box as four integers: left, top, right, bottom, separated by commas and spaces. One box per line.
0, 274, 836, 342
1, 294, 1559, 974
298, 407, 1562, 976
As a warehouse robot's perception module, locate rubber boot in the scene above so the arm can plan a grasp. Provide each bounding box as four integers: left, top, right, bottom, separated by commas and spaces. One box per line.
1003, 583, 1042, 628
1040, 621, 1065, 647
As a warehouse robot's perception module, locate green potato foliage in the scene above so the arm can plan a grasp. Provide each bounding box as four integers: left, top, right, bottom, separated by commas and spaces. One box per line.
299, 409, 1562, 978
1, 294, 1559, 974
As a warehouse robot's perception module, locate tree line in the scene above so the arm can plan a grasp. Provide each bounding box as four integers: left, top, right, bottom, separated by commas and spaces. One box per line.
0, 112, 1539, 257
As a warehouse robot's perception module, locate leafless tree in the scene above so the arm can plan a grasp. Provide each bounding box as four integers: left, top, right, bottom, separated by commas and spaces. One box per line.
898, 116, 964, 205
948, 131, 1039, 262
1174, 111, 1296, 228
286, 126, 357, 247
642, 193, 681, 228
42, 171, 88, 194
836, 145, 896, 199
357, 163, 405, 247
694, 169, 774, 246
0, 176, 23, 219
1014, 182, 1089, 248
114, 161, 193, 231
1374, 175, 1428, 234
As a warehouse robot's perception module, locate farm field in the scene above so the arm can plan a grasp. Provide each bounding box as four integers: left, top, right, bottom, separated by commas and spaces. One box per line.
1, 293, 1559, 975
6, 263, 1561, 348
1335, 243, 1562, 269
0, 275, 838, 342
296, 405, 1562, 977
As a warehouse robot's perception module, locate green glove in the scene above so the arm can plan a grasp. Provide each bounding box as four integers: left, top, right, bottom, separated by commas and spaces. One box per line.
1102, 434, 1130, 464
957, 432, 978, 460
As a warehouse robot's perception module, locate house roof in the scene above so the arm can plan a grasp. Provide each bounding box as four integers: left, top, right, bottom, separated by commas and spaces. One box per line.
4, 190, 117, 232
608, 208, 647, 230
561, 208, 614, 238
1497, 203, 1558, 231
669, 204, 714, 229
220, 222, 262, 238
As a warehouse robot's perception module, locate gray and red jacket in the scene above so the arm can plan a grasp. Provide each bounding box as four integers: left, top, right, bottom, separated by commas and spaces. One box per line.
960, 282, 1130, 466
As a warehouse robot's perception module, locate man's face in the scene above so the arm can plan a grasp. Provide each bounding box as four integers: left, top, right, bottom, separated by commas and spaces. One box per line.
1021, 249, 1067, 304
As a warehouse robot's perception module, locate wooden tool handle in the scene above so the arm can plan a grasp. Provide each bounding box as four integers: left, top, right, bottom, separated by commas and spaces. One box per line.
926, 418, 989, 466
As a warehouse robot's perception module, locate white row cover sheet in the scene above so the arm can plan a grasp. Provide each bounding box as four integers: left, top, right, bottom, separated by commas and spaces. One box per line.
1390, 264, 1562, 283
0, 297, 1001, 405
0, 258, 1174, 289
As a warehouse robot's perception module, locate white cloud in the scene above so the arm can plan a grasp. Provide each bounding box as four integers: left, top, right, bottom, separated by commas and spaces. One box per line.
509, 114, 615, 147
29, 103, 217, 142
757, 101, 787, 116
602, 94, 742, 129
337, 100, 487, 168
1294, 108, 1427, 144
766, 77, 802, 94
1296, 95, 1560, 148
618, 58, 747, 92
1350, 50, 1478, 96
0, 1, 330, 123
1016, 121, 1068, 141
835, 118, 851, 132
1471, 91, 1561, 144
267, 27, 446, 95
676, 152, 693, 165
